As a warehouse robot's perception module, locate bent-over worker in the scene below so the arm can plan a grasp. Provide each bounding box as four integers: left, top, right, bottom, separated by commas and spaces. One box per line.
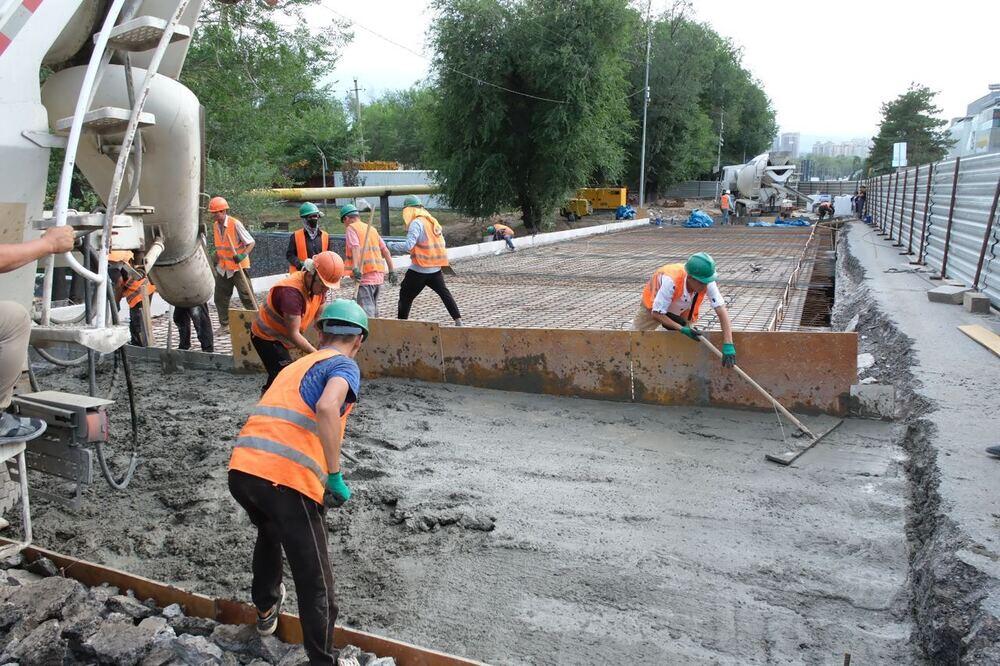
109, 251, 155, 347
287, 202, 330, 273
340, 203, 396, 318
229, 299, 368, 665
210, 196, 256, 331
385, 195, 463, 326
250, 251, 344, 393
817, 200, 835, 221
487, 223, 516, 251
633, 252, 738, 368
0, 225, 75, 443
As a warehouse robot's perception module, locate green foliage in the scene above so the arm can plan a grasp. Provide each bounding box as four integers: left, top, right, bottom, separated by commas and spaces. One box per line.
360, 87, 439, 167
180, 1, 352, 222
629, 7, 777, 195
866, 84, 953, 174
430, 0, 633, 230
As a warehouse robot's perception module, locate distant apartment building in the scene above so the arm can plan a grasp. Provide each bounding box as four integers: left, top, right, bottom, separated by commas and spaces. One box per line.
811, 138, 871, 159
947, 84, 1000, 158
778, 132, 800, 158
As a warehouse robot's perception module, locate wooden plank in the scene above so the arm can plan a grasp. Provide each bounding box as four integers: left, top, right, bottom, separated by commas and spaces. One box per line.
958, 324, 1000, 358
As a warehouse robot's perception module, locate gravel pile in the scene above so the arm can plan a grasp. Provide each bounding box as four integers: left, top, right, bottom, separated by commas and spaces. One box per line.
0, 554, 395, 666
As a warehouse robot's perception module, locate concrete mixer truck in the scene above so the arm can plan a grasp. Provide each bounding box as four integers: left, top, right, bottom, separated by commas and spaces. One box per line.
0, 0, 237, 513
719, 152, 812, 218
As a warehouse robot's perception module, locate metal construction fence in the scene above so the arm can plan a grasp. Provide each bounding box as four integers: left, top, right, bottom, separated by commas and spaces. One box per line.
864, 152, 1000, 309
663, 179, 860, 199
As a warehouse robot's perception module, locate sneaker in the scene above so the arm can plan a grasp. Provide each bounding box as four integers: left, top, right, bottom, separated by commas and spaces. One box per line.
256, 583, 285, 636
0, 412, 47, 445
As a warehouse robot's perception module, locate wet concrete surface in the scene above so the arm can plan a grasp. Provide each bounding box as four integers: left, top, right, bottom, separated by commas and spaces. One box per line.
23, 363, 916, 665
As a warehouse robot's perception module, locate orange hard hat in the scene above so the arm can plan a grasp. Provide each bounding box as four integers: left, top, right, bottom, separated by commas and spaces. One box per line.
207, 196, 229, 213
312, 251, 343, 289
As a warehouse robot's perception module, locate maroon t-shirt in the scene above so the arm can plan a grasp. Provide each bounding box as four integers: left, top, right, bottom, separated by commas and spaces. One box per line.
271, 286, 306, 317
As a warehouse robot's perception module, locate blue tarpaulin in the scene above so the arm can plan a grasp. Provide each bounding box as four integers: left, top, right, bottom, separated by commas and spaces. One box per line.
615, 205, 636, 220
683, 210, 714, 228
748, 218, 812, 228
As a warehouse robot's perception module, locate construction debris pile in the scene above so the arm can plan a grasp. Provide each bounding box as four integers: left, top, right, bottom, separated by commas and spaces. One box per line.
0, 554, 395, 666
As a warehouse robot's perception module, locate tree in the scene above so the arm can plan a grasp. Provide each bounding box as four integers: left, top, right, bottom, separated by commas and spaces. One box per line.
360, 87, 439, 167
180, 1, 351, 216
626, 5, 776, 196
866, 84, 953, 174
430, 0, 633, 230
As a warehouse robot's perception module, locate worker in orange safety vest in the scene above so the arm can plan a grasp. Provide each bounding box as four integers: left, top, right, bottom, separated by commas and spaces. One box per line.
229, 299, 368, 665
634, 252, 738, 368
287, 202, 330, 273
720, 190, 733, 225
109, 251, 155, 347
340, 203, 396, 318
209, 196, 256, 330
250, 251, 344, 393
487, 222, 516, 251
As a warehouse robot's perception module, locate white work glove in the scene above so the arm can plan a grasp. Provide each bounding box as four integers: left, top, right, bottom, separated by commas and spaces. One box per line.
301, 258, 315, 273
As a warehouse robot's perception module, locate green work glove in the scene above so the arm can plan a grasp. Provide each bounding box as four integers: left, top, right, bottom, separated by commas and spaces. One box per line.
721, 343, 737, 368
352, 267, 362, 281
387, 271, 398, 286
679, 326, 702, 340
234, 253, 247, 263
326, 471, 351, 503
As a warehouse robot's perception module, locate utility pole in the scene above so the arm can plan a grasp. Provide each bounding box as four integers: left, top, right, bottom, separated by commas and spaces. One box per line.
637, 0, 652, 208
352, 78, 365, 162
714, 105, 724, 201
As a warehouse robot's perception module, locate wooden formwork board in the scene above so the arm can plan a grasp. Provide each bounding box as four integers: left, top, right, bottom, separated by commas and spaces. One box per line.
5, 542, 483, 666
631, 331, 857, 415
440, 327, 632, 402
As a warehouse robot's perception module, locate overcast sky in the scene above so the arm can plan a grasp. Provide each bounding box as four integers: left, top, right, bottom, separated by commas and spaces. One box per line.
312, 0, 999, 147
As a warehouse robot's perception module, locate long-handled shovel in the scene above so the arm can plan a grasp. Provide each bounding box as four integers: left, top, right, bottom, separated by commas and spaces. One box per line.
352, 200, 377, 300
698, 336, 842, 465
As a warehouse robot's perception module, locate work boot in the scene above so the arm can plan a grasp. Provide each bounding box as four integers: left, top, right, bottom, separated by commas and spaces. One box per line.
0, 412, 47, 445
986, 445, 1000, 458
256, 583, 285, 636
453, 318, 463, 327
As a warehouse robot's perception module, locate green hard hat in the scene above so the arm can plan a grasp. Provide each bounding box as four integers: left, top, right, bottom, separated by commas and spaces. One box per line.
685, 252, 717, 283
299, 202, 322, 218
339, 203, 360, 220
316, 299, 369, 340
402, 194, 422, 208
486, 225, 496, 234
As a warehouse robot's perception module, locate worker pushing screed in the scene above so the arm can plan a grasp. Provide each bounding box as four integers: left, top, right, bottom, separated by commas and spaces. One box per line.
340, 202, 396, 318
287, 202, 331, 273
210, 196, 257, 331
229, 299, 368, 665
633, 252, 739, 369
385, 195, 463, 326
250, 251, 344, 394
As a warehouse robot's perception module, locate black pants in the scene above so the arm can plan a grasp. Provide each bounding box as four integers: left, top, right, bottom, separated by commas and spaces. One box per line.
128, 305, 145, 346
228, 471, 338, 666
397, 269, 461, 320
173, 304, 214, 352
251, 333, 291, 394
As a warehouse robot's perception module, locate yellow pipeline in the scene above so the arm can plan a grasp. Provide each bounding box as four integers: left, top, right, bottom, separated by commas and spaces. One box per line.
267, 184, 440, 201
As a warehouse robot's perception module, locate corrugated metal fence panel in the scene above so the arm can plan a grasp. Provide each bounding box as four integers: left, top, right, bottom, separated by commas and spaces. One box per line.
923, 157, 960, 273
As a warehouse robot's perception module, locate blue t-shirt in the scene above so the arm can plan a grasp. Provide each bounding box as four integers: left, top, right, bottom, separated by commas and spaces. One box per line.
298, 355, 361, 415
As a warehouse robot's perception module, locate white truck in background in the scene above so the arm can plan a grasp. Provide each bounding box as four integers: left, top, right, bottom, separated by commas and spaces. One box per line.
720, 152, 812, 218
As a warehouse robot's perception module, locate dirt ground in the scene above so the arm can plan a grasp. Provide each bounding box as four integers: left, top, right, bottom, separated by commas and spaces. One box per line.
24, 362, 916, 665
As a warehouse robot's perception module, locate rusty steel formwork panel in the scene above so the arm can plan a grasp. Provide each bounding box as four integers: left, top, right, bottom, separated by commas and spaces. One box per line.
439, 327, 632, 401
356, 319, 445, 383
229, 308, 262, 373
631, 331, 857, 415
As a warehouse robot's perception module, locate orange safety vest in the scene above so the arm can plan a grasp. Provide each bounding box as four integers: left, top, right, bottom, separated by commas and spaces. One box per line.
123, 276, 156, 308
720, 194, 731, 210
214, 216, 250, 272
343, 222, 387, 275
289, 228, 330, 273
493, 223, 514, 237
230, 349, 354, 504
640, 263, 705, 323
251, 272, 325, 349
410, 217, 449, 268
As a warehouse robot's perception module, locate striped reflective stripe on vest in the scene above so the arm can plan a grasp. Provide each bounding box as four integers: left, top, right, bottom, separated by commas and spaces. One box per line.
251, 405, 318, 435
253, 301, 295, 346
235, 435, 327, 484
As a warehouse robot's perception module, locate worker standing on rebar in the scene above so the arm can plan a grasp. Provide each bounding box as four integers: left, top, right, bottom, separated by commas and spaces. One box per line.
340, 203, 396, 318
229, 299, 367, 665
487, 223, 516, 251
209, 196, 256, 332
0, 226, 75, 443
385, 195, 463, 326
720, 190, 732, 224
250, 251, 344, 393
633, 252, 738, 368
287, 203, 330, 273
